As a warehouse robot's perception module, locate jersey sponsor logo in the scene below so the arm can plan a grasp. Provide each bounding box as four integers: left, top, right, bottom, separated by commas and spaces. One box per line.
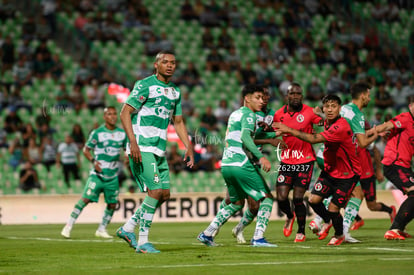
154, 173, 160, 183
314, 182, 323, 191
91, 139, 97, 145
410, 177, 414, 183
395, 121, 402, 128
277, 175, 285, 183
265, 115, 273, 124
296, 114, 305, 123
247, 117, 254, 124
155, 97, 161, 104
164, 88, 168, 95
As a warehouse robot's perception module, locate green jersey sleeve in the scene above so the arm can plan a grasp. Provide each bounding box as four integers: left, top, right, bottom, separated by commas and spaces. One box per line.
173, 88, 183, 116
125, 80, 150, 110
85, 129, 98, 149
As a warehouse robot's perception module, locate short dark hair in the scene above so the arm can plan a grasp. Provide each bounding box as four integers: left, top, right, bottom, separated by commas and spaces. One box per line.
322, 94, 342, 105
104, 106, 116, 113
350, 82, 371, 99
287, 82, 302, 93
155, 50, 175, 62
242, 84, 264, 98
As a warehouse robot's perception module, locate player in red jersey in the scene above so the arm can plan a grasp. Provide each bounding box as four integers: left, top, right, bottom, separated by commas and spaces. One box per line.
273, 83, 323, 242
375, 101, 414, 240
274, 94, 369, 245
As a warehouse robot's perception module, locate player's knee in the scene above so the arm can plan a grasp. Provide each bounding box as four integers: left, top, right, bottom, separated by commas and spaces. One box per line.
308, 194, 322, 205
366, 201, 376, 211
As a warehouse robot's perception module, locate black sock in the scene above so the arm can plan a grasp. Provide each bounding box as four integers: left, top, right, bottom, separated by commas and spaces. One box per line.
379, 202, 392, 213
391, 195, 414, 230
309, 202, 330, 223
294, 198, 306, 234
278, 199, 293, 219
328, 211, 343, 236
355, 214, 362, 222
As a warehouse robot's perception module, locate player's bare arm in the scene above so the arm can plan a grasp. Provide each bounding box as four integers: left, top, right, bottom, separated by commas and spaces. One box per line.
83, 146, 102, 173
374, 121, 394, 135
372, 145, 384, 182
120, 103, 141, 163
172, 115, 194, 168
254, 137, 288, 149
273, 122, 326, 144
355, 128, 378, 148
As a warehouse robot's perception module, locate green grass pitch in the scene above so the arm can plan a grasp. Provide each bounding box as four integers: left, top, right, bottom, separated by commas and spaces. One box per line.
1, 219, 413, 274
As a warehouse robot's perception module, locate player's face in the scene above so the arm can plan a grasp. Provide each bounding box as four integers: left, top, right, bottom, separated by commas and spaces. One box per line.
287, 86, 303, 108
155, 54, 176, 78
361, 89, 371, 108
262, 89, 270, 108
247, 91, 264, 112
322, 100, 341, 120
104, 108, 118, 127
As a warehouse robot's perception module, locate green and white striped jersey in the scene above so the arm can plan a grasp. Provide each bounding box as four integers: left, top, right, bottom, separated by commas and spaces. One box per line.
85, 125, 127, 180
222, 106, 257, 167
125, 75, 182, 157
255, 108, 276, 150
340, 102, 365, 135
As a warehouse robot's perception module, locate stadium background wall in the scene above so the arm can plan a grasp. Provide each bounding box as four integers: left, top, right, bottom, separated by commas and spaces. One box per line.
0, 191, 397, 224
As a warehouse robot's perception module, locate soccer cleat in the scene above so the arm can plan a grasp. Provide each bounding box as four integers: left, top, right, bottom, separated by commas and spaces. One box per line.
136, 242, 160, 254
197, 232, 218, 247
389, 206, 396, 224
309, 220, 321, 235
283, 213, 296, 237
211, 227, 220, 238
344, 232, 361, 243
350, 219, 365, 231
61, 225, 71, 239
95, 229, 113, 239
327, 235, 345, 246
116, 227, 137, 249
294, 233, 306, 243
398, 230, 412, 238
232, 226, 246, 244
251, 238, 278, 247
318, 223, 332, 240
384, 230, 405, 240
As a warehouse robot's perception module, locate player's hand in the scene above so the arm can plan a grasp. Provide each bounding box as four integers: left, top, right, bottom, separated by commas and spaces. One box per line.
94, 160, 102, 173
376, 170, 385, 182
129, 142, 142, 163
272, 122, 289, 136
269, 138, 288, 149
183, 145, 194, 168
258, 121, 271, 132
259, 157, 271, 172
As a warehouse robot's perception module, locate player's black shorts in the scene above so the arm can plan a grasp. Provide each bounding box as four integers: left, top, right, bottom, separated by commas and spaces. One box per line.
383, 164, 414, 194
360, 176, 376, 202
311, 171, 359, 208
276, 161, 314, 189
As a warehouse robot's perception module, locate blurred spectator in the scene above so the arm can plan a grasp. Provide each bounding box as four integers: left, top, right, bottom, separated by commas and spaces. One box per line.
224, 46, 241, 72
197, 144, 219, 172
256, 60, 272, 84
181, 91, 195, 117
181, 0, 198, 21
37, 123, 56, 144
228, 5, 245, 29
281, 30, 297, 56
40, 0, 58, 37
283, 7, 298, 29
180, 61, 202, 90
55, 82, 72, 110
158, 32, 174, 52
0, 84, 8, 112
306, 77, 324, 102
21, 122, 37, 149
19, 161, 41, 192
314, 41, 330, 67
297, 5, 312, 29
329, 42, 345, 67
8, 85, 33, 113
0, 127, 8, 148
390, 80, 406, 111
201, 28, 215, 49
74, 11, 90, 41
217, 27, 233, 50
200, 105, 219, 136
100, 12, 122, 43
1, 35, 15, 74
50, 53, 64, 81
167, 143, 185, 174
123, 3, 142, 28
279, 73, 294, 98
371, 3, 387, 22
370, 111, 383, 127
40, 135, 56, 172
199, 1, 220, 27
367, 59, 385, 85
206, 48, 224, 72
57, 134, 80, 188
35, 106, 51, 129
4, 106, 23, 133
33, 52, 52, 79
71, 84, 85, 115
26, 137, 41, 165
386, 2, 400, 22
350, 26, 365, 48
0, 0, 15, 21
257, 40, 272, 63
272, 40, 290, 64
266, 16, 280, 36
86, 79, 105, 113
75, 59, 92, 87
194, 0, 205, 18
252, 14, 267, 36
145, 33, 160, 56
8, 137, 23, 171
12, 56, 33, 87
401, 78, 414, 103
236, 62, 256, 85
71, 123, 85, 149
271, 61, 284, 87
343, 54, 360, 82
36, 16, 52, 40
385, 61, 401, 85
21, 15, 37, 41
214, 99, 232, 127
17, 38, 34, 61
136, 61, 153, 80
364, 28, 380, 52
326, 68, 347, 95
374, 83, 394, 110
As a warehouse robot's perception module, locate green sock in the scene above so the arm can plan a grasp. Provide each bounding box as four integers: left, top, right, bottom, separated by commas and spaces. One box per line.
343, 197, 362, 233
235, 208, 255, 232
205, 203, 243, 236
67, 199, 87, 227
138, 196, 159, 246
219, 199, 229, 210
253, 198, 273, 240
98, 208, 114, 231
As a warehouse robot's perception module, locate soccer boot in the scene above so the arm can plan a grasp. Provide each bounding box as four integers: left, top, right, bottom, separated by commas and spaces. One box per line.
136, 242, 160, 254
327, 235, 345, 246
309, 220, 321, 235
294, 233, 306, 243
350, 219, 365, 230
384, 230, 405, 240
95, 229, 113, 238
250, 238, 278, 247
232, 226, 246, 244
197, 232, 218, 247
116, 227, 137, 249
61, 225, 72, 239
398, 230, 412, 238
283, 213, 296, 237
318, 223, 332, 240
344, 232, 361, 243
389, 206, 397, 224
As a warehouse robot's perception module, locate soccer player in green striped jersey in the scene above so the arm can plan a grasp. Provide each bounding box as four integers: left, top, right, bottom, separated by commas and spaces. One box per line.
116, 51, 194, 254
61, 106, 127, 239
198, 84, 277, 247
